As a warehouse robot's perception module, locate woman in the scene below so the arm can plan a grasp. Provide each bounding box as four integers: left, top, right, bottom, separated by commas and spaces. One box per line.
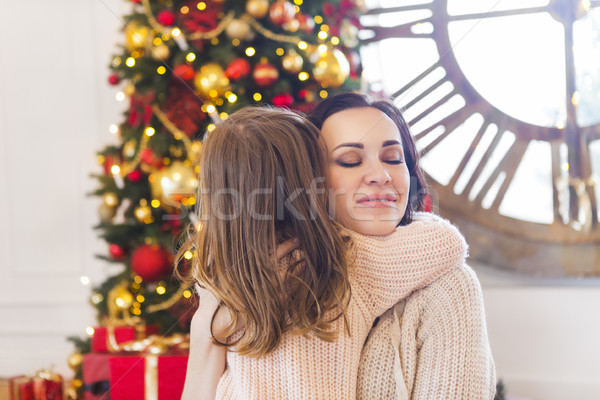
180, 104, 468, 399
308, 92, 496, 399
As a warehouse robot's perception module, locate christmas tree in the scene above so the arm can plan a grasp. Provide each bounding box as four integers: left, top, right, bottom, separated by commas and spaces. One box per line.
67, 0, 364, 398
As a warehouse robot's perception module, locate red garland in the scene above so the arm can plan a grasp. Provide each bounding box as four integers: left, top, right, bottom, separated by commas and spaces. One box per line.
161, 83, 206, 138
128, 92, 155, 128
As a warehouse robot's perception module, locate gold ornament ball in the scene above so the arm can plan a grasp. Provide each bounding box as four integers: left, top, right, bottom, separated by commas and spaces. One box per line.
68, 352, 83, 371
194, 63, 230, 98
103, 192, 119, 207
246, 0, 270, 18
124, 83, 136, 96
149, 161, 198, 210
225, 19, 254, 41
312, 48, 350, 88
151, 43, 170, 61
134, 205, 152, 223
125, 22, 151, 52
282, 51, 304, 73
113, 286, 134, 310
98, 203, 117, 222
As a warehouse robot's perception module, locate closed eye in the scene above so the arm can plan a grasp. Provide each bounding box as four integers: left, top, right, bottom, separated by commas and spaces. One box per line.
336, 160, 362, 168
384, 159, 404, 165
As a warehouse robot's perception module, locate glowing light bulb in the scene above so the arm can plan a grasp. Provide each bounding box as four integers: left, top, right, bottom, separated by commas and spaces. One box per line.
207, 124, 216, 132
137, 295, 145, 303
206, 105, 216, 113
156, 286, 166, 295
318, 44, 328, 54
253, 92, 262, 101
276, 48, 284, 56
157, 66, 166, 75
298, 41, 308, 50
331, 37, 340, 45
111, 165, 121, 175
228, 93, 237, 103
183, 290, 192, 299
145, 127, 156, 136
109, 124, 119, 134
151, 199, 160, 208
80, 276, 90, 285
197, 2, 206, 10
298, 72, 309, 81
115, 92, 126, 102
319, 90, 328, 99
246, 47, 256, 56
220, 112, 228, 120
318, 31, 328, 40
171, 28, 181, 37
86, 327, 95, 336
184, 251, 193, 260
186, 52, 196, 62
126, 57, 135, 67
314, 15, 323, 24
181, 6, 189, 14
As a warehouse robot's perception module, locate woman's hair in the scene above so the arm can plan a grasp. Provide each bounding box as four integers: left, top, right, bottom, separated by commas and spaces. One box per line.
176, 107, 351, 358
307, 92, 428, 225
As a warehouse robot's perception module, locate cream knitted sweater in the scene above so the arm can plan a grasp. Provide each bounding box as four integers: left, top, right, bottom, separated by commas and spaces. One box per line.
215, 213, 467, 400
356, 264, 496, 400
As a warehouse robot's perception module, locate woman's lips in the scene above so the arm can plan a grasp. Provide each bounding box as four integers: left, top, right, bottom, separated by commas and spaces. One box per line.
356, 194, 398, 208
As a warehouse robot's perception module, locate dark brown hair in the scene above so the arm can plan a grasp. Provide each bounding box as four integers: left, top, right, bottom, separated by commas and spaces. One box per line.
177, 107, 351, 357
307, 92, 428, 225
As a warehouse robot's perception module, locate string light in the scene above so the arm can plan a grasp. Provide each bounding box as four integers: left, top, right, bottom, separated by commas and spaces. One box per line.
232, 39, 240, 46
207, 124, 217, 132
246, 47, 256, 56
91, 293, 103, 304
80, 276, 90, 285
298, 72, 309, 81
331, 36, 340, 45
145, 127, 156, 136
157, 66, 166, 75
314, 15, 323, 24
156, 286, 166, 295
109, 124, 119, 134
115, 92, 126, 102
112, 57, 122, 67
215, 98, 223, 106
183, 290, 192, 299
134, 275, 143, 283
186, 52, 196, 62
132, 308, 141, 315
318, 31, 328, 40
253, 92, 262, 101
86, 327, 95, 336
171, 28, 181, 37
298, 41, 308, 50
151, 199, 160, 208
126, 57, 135, 67
276, 48, 284, 56
228, 93, 237, 103
184, 251, 193, 260
181, 6, 189, 14
211, 37, 219, 45
197, 2, 206, 10
137, 295, 145, 303
206, 104, 216, 113
294, 0, 303, 4
153, 38, 162, 46
103, 193, 119, 207
319, 90, 328, 99
318, 44, 328, 54
220, 112, 229, 120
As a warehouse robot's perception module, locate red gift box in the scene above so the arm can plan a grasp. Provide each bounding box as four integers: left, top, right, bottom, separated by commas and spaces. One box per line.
109, 353, 188, 400
9, 371, 63, 400
91, 325, 159, 353
82, 353, 112, 400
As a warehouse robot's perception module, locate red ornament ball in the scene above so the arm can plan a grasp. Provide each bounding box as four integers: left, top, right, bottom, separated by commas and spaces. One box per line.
140, 148, 163, 169
173, 64, 196, 81
272, 93, 294, 108
296, 13, 315, 33
225, 58, 251, 81
130, 244, 173, 282
253, 63, 279, 87
127, 169, 143, 182
269, 0, 296, 25
108, 74, 120, 85
157, 9, 176, 26
109, 244, 127, 261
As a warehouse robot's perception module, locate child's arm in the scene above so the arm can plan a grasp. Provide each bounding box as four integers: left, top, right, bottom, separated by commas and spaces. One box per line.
350, 212, 468, 318
181, 287, 227, 400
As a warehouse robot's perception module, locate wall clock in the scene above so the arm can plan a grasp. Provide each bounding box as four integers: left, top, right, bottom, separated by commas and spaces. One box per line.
360, 0, 600, 275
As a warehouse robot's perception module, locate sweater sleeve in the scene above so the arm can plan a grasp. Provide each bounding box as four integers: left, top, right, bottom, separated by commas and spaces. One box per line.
349, 212, 468, 319
404, 264, 496, 400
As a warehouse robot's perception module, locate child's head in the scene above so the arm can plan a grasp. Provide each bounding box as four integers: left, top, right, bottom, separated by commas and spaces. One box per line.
308, 92, 428, 231
189, 107, 350, 356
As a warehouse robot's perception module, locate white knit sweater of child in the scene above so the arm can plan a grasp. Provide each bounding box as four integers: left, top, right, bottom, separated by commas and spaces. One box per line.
215, 213, 467, 400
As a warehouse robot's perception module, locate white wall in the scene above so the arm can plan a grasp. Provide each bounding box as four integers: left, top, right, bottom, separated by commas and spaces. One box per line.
476, 263, 600, 400
1, 2, 600, 400
0, 0, 127, 376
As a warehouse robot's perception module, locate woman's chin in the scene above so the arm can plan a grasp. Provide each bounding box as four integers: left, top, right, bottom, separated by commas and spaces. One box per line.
343, 218, 400, 236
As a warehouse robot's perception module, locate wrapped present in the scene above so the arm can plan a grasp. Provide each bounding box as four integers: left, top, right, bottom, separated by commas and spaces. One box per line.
91, 325, 159, 353
82, 353, 112, 400
108, 333, 189, 400
9, 370, 63, 400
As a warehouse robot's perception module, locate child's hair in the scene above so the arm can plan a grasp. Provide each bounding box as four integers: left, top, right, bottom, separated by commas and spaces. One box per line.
177, 107, 351, 358
307, 92, 428, 225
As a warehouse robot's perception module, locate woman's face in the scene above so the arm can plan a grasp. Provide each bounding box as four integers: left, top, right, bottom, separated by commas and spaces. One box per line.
321, 107, 410, 236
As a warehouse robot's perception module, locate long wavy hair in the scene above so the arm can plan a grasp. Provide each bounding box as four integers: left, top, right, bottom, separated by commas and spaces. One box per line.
307, 92, 428, 225
176, 107, 351, 357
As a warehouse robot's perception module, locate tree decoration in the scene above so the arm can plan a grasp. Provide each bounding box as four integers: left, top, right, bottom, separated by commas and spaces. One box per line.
269, 0, 297, 26
108, 74, 120, 85
253, 61, 279, 87
225, 19, 255, 41
194, 63, 230, 98
148, 161, 198, 211
109, 244, 127, 261
246, 0, 270, 19
173, 64, 196, 81
226, 58, 252, 81
156, 9, 176, 26
124, 21, 151, 52
312, 48, 350, 88
130, 244, 173, 282
281, 50, 304, 73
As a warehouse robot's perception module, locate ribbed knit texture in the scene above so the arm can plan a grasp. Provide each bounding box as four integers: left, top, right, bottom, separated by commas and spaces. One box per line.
356, 264, 496, 400
215, 213, 467, 400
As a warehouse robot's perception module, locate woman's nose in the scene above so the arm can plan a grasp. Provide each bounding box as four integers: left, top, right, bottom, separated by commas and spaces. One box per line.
364, 161, 391, 185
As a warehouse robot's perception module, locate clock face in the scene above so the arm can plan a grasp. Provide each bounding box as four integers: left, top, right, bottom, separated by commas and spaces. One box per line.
360, 0, 600, 275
